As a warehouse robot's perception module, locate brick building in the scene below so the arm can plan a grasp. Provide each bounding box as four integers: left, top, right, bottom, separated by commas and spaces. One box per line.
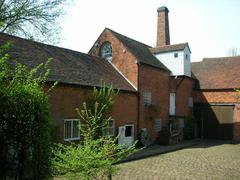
192, 57, 240, 142
0, 6, 239, 146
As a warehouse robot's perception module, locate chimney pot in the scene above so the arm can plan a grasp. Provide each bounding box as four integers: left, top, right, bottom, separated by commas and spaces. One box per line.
157, 6, 169, 13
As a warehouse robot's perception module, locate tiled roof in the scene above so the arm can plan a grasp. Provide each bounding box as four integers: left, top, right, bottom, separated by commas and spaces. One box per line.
191, 56, 240, 89
150, 43, 190, 54
0, 32, 136, 92
107, 28, 170, 72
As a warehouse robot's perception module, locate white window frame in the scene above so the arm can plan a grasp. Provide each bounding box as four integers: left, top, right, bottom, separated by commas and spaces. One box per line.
103, 119, 115, 136
64, 119, 80, 141
101, 42, 112, 61
169, 93, 176, 115
143, 91, 152, 107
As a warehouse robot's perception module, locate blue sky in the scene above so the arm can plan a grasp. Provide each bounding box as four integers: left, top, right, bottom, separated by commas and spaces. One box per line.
59, 0, 240, 62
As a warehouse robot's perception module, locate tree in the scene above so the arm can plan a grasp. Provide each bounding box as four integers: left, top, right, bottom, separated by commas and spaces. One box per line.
51, 84, 136, 180
227, 47, 239, 56
76, 84, 118, 140
0, 43, 54, 179
0, 0, 67, 44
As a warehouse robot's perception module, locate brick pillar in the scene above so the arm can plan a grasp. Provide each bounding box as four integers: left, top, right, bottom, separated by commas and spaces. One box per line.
233, 105, 240, 143
157, 6, 170, 47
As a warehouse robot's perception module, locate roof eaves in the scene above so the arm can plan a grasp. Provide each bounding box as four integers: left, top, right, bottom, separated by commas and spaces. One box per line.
139, 61, 171, 73
108, 61, 138, 91
88, 28, 108, 54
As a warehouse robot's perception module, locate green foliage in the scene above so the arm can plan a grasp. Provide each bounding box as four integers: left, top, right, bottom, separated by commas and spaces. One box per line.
51, 137, 135, 179
0, 0, 67, 44
234, 88, 240, 102
51, 84, 135, 179
183, 115, 196, 140
0, 45, 52, 179
76, 84, 118, 140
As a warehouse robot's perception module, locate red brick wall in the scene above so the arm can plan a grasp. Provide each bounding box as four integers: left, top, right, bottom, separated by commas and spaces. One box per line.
170, 76, 195, 116
112, 91, 138, 138
89, 29, 138, 87
45, 83, 138, 142
194, 90, 239, 103
138, 64, 170, 142
157, 8, 170, 46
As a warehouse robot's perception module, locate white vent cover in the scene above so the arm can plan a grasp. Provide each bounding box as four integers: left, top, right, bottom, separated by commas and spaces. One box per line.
155, 118, 162, 132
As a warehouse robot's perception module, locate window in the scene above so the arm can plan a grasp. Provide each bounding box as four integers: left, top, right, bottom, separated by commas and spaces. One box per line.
143, 91, 152, 107
185, 54, 188, 60
188, 97, 193, 108
103, 119, 115, 136
169, 93, 176, 115
174, 52, 178, 58
125, 125, 133, 137
64, 119, 80, 141
154, 118, 162, 132
100, 42, 112, 61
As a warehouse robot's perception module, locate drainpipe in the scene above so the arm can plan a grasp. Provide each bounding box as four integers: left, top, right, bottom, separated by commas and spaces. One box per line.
136, 62, 140, 141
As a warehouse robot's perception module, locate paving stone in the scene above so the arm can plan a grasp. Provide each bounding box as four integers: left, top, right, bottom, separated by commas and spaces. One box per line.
113, 141, 240, 180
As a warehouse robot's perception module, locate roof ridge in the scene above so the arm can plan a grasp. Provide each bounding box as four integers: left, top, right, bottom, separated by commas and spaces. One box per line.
151, 42, 188, 48
106, 28, 152, 48
0, 32, 92, 58
150, 42, 190, 54
0, 32, 136, 92
203, 56, 240, 60
106, 28, 169, 72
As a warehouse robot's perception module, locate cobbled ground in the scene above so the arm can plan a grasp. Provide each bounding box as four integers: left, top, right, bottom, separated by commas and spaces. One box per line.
113, 142, 240, 180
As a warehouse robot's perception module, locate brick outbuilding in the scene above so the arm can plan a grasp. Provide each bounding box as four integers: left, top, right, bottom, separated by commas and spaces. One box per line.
192, 57, 240, 142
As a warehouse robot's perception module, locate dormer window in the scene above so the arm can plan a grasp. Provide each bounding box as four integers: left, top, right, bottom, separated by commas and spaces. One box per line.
100, 42, 112, 61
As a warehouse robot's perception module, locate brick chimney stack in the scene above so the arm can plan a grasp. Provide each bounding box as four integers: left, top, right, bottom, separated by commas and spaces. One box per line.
157, 6, 170, 47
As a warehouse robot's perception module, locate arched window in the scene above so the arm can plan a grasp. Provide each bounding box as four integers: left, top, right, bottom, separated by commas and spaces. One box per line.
100, 42, 112, 61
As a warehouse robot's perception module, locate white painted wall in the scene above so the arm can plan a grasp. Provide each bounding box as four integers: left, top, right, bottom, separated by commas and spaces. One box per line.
154, 47, 191, 77
183, 47, 191, 77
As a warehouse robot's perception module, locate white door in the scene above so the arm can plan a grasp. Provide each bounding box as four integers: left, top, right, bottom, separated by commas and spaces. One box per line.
169, 93, 176, 115
118, 125, 134, 148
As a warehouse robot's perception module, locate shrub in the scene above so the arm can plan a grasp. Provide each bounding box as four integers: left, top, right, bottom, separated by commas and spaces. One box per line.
0, 44, 53, 179
51, 137, 135, 179
51, 84, 135, 179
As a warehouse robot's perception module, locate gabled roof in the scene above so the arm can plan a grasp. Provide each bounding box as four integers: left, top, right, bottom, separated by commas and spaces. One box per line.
191, 56, 240, 89
106, 28, 170, 72
150, 43, 191, 54
0, 32, 136, 92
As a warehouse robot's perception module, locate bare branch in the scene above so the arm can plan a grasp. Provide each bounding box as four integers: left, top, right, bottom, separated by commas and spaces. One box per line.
0, 0, 67, 44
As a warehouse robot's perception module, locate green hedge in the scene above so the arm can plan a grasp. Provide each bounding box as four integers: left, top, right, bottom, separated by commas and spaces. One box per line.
0, 44, 51, 179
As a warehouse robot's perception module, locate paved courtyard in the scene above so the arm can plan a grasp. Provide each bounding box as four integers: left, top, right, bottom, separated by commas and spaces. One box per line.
113, 141, 240, 180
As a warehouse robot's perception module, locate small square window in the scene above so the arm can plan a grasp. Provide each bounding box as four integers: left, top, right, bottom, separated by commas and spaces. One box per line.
174, 53, 178, 58
125, 125, 133, 137
143, 91, 152, 107
103, 119, 115, 136
188, 97, 193, 107
64, 119, 80, 141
